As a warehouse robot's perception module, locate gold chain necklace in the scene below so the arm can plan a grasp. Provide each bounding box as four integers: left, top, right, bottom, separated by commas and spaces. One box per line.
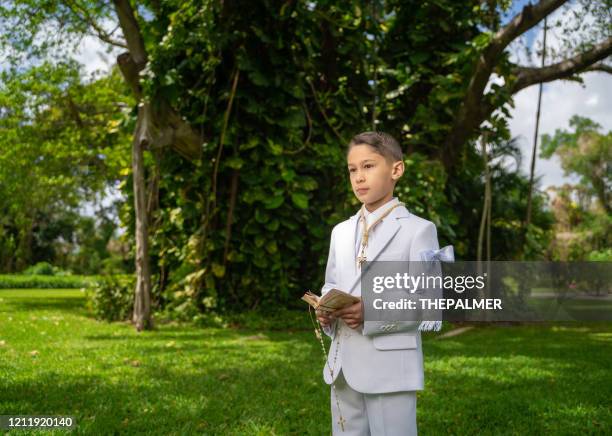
356, 202, 405, 269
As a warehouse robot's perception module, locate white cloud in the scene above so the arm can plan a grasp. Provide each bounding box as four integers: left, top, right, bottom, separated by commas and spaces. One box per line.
508, 72, 611, 190
73, 28, 124, 80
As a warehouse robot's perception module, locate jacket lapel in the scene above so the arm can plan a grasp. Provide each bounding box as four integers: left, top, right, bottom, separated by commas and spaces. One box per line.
344, 204, 411, 295
330, 212, 360, 294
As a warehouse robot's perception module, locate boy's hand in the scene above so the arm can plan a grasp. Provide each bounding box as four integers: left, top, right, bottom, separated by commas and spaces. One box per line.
316, 309, 335, 328
332, 300, 363, 329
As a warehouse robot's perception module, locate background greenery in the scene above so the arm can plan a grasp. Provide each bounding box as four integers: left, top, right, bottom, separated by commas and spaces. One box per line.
0, 1, 609, 320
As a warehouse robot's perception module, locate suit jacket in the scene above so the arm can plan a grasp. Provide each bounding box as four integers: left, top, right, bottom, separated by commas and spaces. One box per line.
320, 203, 440, 394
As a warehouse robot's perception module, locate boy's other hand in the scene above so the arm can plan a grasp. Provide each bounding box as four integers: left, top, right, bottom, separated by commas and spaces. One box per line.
316, 309, 335, 328
332, 300, 364, 329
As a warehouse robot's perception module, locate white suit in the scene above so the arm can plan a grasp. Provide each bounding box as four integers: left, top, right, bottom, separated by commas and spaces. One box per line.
320, 197, 441, 435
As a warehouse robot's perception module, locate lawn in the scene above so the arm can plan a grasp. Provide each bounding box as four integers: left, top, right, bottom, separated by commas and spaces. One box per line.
0, 289, 610, 435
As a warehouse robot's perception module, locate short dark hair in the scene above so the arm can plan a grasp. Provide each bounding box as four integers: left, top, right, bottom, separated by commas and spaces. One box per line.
347, 131, 403, 163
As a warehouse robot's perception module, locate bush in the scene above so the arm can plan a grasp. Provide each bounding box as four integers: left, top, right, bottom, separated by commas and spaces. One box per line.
85, 275, 135, 322
0, 274, 94, 289
587, 248, 612, 261
22, 262, 56, 275
21, 262, 73, 276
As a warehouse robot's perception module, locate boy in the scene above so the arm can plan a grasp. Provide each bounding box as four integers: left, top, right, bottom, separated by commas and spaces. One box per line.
316, 131, 443, 436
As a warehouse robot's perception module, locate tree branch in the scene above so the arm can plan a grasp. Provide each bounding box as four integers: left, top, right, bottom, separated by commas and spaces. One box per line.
490, 0, 567, 51
458, 40, 611, 171
441, 0, 569, 172
212, 68, 240, 203
306, 77, 347, 144
112, 2, 201, 162
116, 50, 202, 161
583, 62, 612, 74
112, 0, 147, 68
512, 37, 612, 92
465, 0, 568, 119
117, 52, 142, 98
65, 93, 84, 129
64, 0, 127, 49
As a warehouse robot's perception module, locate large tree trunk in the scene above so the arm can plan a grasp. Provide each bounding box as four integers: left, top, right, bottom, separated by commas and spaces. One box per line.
113, 0, 203, 331
131, 103, 153, 331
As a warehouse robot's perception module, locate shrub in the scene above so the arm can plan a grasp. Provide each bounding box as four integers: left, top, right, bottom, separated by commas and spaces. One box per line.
587, 248, 612, 261
22, 262, 56, 275
0, 275, 93, 289
85, 275, 135, 322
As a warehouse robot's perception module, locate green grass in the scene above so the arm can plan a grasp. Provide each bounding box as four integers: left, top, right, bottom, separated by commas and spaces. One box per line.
0, 289, 610, 435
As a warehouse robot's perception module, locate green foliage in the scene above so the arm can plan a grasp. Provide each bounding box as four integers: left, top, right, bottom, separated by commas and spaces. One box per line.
541, 116, 611, 261
131, 0, 382, 314
22, 262, 56, 276
395, 152, 457, 244
540, 115, 602, 158
434, 137, 555, 260
553, 207, 612, 261
84, 275, 135, 322
0, 0, 565, 317
588, 248, 612, 261
116, 0, 558, 314
63, 215, 133, 276
0, 274, 94, 289
0, 60, 133, 273
541, 115, 611, 214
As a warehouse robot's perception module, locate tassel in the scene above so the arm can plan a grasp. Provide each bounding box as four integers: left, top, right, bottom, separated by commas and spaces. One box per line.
418, 320, 442, 332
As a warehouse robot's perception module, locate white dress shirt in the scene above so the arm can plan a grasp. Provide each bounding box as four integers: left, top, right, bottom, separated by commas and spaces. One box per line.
355, 196, 401, 259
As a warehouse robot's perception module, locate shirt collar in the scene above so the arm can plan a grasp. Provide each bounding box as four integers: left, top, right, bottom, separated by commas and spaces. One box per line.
362, 196, 400, 222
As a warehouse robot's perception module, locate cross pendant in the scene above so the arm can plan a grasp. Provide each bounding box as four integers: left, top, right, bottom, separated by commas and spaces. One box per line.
357, 255, 367, 269
338, 416, 346, 431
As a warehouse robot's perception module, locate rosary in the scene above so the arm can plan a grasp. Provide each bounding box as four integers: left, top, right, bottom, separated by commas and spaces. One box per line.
356, 202, 405, 269
309, 307, 346, 431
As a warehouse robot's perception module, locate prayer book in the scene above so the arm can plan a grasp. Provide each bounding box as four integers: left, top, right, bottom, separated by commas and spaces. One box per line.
301, 289, 360, 313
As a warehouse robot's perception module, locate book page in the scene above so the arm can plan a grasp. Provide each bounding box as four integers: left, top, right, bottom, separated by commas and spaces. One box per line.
317, 289, 360, 312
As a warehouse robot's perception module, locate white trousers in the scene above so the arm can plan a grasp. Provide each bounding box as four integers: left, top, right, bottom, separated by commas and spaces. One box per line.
331, 369, 417, 436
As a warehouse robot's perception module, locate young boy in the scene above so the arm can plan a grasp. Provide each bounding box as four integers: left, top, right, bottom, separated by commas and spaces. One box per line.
316, 131, 443, 436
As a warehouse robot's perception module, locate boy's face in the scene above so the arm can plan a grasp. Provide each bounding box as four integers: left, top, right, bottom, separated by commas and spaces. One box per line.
347, 144, 404, 210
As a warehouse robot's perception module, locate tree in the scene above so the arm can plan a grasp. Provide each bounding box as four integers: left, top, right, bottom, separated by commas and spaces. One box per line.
1, 0, 607, 324
541, 115, 611, 214
0, 61, 132, 272
441, 0, 612, 173
2, 1, 203, 330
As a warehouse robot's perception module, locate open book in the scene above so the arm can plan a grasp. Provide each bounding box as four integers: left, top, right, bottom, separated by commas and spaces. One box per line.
301, 288, 361, 313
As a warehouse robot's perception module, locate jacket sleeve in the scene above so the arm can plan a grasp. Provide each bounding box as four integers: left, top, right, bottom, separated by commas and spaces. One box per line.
320, 225, 339, 338
362, 221, 442, 336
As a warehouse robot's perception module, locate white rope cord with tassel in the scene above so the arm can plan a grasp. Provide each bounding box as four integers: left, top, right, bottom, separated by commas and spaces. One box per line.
417, 244, 455, 332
